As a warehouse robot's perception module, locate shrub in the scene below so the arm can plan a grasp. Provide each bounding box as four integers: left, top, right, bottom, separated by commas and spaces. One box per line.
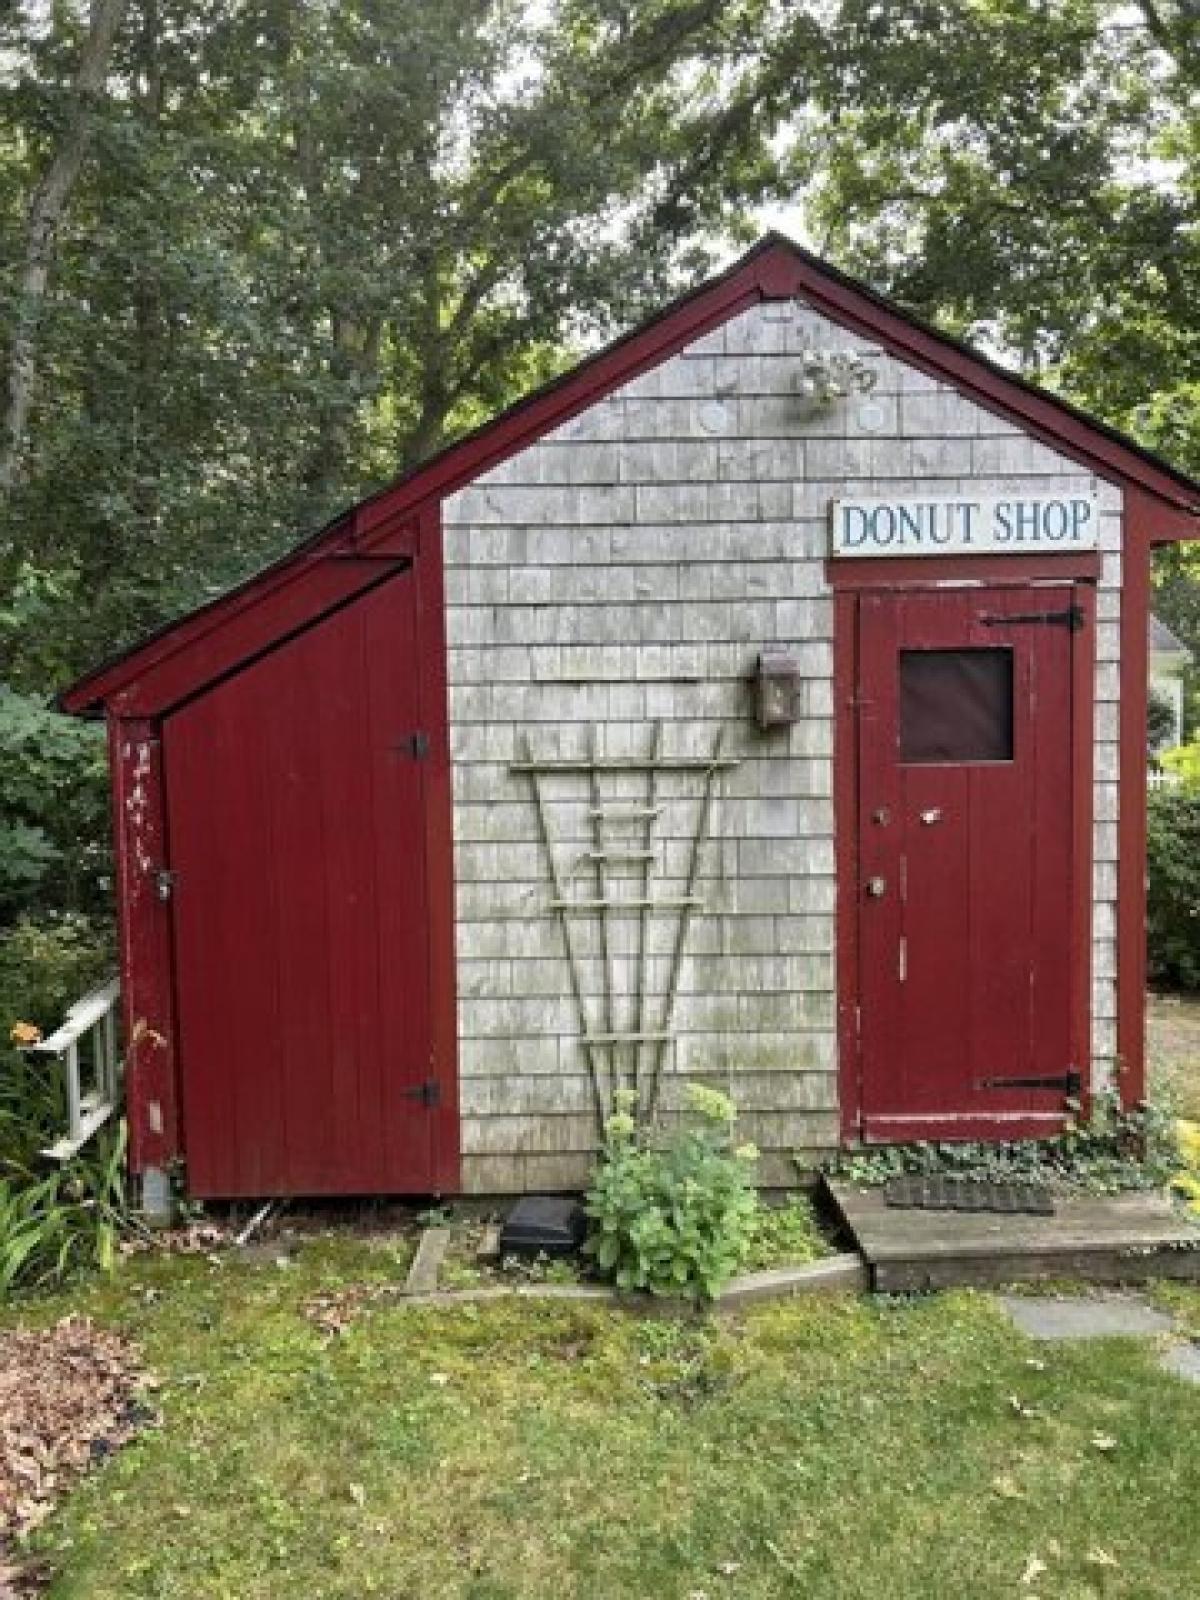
0, 1123, 129, 1292
0, 913, 128, 1291
0, 686, 111, 917
1147, 778, 1200, 992
583, 1086, 759, 1301
741, 1195, 832, 1271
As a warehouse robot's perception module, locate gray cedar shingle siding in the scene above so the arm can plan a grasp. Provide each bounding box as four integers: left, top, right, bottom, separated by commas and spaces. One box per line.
443, 299, 1123, 1193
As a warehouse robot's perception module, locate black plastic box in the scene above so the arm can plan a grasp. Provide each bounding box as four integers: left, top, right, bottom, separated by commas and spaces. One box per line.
498, 1195, 586, 1258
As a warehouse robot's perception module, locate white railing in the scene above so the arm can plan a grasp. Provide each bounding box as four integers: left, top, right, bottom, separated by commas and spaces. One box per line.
1149, 767, 1182, 789
27, 976, 122, 1160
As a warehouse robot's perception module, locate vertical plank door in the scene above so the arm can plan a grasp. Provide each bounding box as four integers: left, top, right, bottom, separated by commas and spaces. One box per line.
162, 569, 443, 1196
856, 585, 1086, 1140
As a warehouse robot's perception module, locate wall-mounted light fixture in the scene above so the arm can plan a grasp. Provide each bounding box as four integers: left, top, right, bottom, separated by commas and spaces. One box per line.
793, 348, 878, 417
755, 650, 801, 729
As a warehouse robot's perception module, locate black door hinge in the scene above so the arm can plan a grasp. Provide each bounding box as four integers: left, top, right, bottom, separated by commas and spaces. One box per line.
978, 1067, 1082, 1098
400, 1080, 441, 1108
393, 732, 429, 759
981, 605, 1085, 631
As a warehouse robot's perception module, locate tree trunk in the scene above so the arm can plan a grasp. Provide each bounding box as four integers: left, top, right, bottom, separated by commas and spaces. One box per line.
0, 0, 130, 499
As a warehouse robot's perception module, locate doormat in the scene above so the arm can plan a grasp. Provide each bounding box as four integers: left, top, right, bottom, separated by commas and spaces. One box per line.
883, 1176, 1055, 1216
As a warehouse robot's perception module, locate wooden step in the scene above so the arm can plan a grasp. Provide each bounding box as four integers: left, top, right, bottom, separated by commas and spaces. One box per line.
825, 1177, 1200, 1293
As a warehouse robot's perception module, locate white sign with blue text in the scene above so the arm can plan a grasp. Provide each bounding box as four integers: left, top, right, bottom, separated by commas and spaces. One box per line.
830, 493, 1100, 558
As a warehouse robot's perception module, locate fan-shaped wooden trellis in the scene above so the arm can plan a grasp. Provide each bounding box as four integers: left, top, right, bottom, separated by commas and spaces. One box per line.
512, 723, 739, 1130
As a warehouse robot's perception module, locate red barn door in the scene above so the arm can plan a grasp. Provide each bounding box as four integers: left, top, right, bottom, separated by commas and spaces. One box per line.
162, 568, 449, 1197
854, 585, 1088, 1140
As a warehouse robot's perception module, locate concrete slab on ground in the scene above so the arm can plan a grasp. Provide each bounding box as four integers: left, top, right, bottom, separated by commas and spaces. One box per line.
405, 1227, 451, 1295
1000, 1294, 1175, 1341
1160, 1343, 1200, 1383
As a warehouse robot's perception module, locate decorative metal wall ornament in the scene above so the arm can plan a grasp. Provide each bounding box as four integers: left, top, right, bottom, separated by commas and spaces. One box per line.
793, 347, 878, 415
512, 724, 739, 1132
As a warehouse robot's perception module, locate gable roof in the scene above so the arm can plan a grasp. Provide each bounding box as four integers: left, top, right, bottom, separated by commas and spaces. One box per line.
61, 231, 1200, 717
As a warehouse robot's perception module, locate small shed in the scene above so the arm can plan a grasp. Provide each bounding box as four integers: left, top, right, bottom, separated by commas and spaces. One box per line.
61, 234, 1200, 1205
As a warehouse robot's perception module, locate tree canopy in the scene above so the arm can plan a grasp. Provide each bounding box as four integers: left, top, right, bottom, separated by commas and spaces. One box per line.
1, 0, 1197, 706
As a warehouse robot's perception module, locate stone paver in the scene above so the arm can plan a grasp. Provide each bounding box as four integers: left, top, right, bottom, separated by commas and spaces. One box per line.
404, 1227, 451, 1295
1000, 1293, 1176, 1341
1160, 1343, 1200, 1384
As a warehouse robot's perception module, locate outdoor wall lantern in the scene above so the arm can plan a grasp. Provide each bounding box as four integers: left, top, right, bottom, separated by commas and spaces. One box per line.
793, 347, 877, 419
755, 650, 801, 729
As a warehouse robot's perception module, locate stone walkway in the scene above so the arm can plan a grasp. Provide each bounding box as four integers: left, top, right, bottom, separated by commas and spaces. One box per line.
999, 1292, 1200, 1382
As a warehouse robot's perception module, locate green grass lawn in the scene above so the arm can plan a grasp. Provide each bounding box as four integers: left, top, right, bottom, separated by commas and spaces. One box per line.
10, 1239, 1200, 1599
1148, 992, 1200, 1120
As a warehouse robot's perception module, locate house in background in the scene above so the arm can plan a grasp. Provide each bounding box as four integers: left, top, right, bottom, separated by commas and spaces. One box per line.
60, 234, 1200, 1211
1149, 614, 1191, 749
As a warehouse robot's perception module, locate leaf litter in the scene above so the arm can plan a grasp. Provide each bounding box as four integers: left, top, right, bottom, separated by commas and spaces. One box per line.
1, 1316, 157, 1594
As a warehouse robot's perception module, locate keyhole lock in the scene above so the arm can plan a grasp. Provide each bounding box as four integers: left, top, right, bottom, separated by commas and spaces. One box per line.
865, 876, 887, 898
872, 807, 891, 825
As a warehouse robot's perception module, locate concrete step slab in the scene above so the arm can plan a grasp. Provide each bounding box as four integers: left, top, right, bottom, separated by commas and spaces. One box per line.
1000, 1293, 1176, 1341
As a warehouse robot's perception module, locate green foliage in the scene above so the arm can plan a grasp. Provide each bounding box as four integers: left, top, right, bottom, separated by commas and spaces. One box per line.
1149, 687, 1179, 754
0, 911, 125, 1290
0, 0, 820, 691
0, 687, 110, 916
583, 1086, 759, 1301
0, 913, 113, 1049
741, 1194, 833, 1272
807, 4, 1200, 495
0, 1121, 129, 1292
1147, 776, 1200, 991
827, 1089, 1182, 1195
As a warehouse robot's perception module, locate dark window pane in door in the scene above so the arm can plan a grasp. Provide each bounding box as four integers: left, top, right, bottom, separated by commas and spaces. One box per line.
899, 647, 1014, 763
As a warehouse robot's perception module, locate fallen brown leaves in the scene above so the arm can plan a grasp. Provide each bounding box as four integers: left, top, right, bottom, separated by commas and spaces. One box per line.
1, 1316, 157, 1591
303, 1282, 405, 1339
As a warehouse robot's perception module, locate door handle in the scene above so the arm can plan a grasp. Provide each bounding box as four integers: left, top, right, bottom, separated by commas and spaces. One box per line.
865, 876, 887, 898
919, 808, 942, 826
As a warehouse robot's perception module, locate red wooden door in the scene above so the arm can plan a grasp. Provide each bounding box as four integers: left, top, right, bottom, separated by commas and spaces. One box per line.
162, 570, 443, 1197
856, 585, 1084, 1139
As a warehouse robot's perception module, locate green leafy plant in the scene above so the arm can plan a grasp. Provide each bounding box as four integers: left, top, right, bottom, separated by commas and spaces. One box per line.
0, 913, 130, 1290
0, 913, 114, 1164
741, 1195, 833, 1272
826, 1089, 1182, 1196
583, 1086, 759, 1301
0, 1121, 133, 1292
1147, 775, 1200, 991
0, 689, 111, 917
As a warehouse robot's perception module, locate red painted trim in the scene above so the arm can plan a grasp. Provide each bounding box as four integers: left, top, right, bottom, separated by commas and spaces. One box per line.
414, 505, 461, 1193
826, 552, 1103, 589
1070, 582, 1097, 1118
355, 287, 766, 541
105, 548, 416, 720
62, 234, 1198, 718
1136, 502, 1200, 545
1118, 499, 1152, 1107
109, 717, 179, 1174
862, 1114, 1067, 1144
833, 589, 861, 1141
788, 259, 1198, 513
